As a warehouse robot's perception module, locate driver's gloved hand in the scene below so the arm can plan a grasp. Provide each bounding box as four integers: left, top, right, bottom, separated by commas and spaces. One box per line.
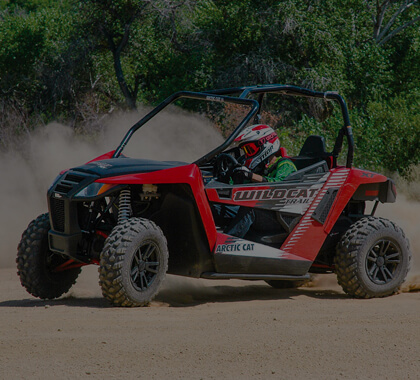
233, 166, 253, 182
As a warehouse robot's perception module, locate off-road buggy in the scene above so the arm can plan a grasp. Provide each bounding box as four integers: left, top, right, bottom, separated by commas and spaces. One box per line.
17, 85, 411, 306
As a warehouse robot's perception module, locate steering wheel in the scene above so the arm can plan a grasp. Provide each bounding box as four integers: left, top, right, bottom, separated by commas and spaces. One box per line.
213, 153, 240, 183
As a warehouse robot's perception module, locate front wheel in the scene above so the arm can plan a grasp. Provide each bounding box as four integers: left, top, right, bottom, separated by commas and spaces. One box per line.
99, 218, 168, 307
334, 217, 411, 298
16, 213, 81, 299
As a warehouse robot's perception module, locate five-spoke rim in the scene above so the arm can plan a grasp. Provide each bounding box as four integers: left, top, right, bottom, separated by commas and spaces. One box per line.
365, 239, 401, 285
130, 240, 160, 291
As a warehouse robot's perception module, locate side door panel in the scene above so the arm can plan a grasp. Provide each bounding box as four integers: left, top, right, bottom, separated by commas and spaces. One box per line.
205, 168, 339, 274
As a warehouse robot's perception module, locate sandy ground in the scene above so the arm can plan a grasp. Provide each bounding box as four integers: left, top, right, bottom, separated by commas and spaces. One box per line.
1, 266, 419, 380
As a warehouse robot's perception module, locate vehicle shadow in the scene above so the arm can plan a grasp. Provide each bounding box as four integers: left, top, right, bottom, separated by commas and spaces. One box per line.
0, 296, 110, 309
154, 283, 347, 307
0, 285, 346, 309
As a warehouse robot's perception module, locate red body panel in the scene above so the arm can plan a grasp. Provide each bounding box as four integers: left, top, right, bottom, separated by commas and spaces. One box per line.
207, 166, 390, 263
282, 168, 350, 261
87, 150, 116, 163
323, 168, 388, 233
95, 163, 218, 251
282, 167, 389, 261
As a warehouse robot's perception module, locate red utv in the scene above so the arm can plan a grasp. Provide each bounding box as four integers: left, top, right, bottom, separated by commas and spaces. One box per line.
17, 85, 411, 306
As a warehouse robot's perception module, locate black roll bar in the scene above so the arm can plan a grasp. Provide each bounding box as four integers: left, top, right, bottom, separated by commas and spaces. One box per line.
113, 91, 259, 159
206, 85, 354, 168
114, 85, 354, 168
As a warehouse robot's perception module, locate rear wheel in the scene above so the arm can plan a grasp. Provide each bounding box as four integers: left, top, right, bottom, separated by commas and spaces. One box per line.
99, 218, 168, 307
335, 217, 411, 298
16, 213, 81, 299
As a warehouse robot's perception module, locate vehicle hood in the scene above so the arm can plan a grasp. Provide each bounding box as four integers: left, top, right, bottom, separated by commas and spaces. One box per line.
72, 158, 188, 178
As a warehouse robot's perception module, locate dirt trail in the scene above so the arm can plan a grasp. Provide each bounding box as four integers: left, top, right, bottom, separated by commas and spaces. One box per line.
1, 116, 419, 379
1, 267, 419, 379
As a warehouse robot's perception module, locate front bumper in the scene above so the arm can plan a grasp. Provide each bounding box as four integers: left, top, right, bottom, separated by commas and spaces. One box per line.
48, 230, 84, 261
47, 170, 98, 261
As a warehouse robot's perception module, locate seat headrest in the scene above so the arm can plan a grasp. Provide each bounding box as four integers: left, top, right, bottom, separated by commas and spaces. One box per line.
299, 135, 326, 156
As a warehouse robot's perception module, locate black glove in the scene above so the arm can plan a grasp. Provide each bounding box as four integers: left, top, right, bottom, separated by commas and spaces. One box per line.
232, 166, 253, 182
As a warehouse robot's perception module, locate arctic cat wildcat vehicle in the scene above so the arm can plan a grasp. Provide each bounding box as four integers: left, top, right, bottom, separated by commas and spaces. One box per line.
17, 85, 411, 306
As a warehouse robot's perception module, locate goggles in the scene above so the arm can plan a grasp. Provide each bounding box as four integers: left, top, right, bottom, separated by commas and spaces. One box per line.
242, 142, 260, 157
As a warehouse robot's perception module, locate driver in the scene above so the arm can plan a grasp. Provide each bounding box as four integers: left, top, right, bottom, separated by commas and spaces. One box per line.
217, 124, 297, 238
232, 124, 297, 184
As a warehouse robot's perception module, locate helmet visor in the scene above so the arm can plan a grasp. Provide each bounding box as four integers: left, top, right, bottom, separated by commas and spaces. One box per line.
242, 142, 259, 157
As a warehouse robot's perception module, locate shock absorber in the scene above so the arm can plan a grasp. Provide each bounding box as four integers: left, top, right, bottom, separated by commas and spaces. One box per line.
118, 189, 132, 224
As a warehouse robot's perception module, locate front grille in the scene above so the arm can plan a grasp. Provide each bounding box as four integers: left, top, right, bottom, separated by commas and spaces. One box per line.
64, 173, 85, 183
55, 183, 74, 193
50, 197, 65, 232
54, 172, 87, 195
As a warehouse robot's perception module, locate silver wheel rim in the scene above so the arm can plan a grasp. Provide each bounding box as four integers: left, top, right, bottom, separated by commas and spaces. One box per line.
365, 239, 401, 285
130, 240, 160, 291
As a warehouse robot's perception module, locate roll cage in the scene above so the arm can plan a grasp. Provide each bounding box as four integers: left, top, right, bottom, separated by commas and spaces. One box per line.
113, 85, 354, 169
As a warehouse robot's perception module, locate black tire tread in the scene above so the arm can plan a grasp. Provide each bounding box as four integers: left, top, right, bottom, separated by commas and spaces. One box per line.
334, 216, 411, 299
16, 213, 81, 299
99, 218, 168, 307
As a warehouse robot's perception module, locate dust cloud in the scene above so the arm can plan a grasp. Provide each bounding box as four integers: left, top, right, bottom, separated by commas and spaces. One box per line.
0, 108, 223, 268
0, 122, 105, 268
376, 196, 420, 292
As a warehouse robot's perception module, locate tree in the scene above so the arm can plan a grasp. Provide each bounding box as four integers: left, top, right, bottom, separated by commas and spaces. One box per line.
365, 0, 420, 45
79, 0, 151, 110
0, 2, 92, 140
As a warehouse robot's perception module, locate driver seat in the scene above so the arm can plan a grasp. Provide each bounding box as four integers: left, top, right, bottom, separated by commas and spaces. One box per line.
292, 135, 333, 170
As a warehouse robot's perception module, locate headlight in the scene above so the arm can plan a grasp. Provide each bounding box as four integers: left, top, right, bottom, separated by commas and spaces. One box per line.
74, 182, 118, 198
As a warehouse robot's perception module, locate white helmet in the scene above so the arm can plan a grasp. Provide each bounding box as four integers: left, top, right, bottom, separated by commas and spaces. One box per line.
235, 124, 280, 169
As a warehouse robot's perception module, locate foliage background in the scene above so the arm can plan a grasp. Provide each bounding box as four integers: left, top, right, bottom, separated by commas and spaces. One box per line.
0, 0, 419, 176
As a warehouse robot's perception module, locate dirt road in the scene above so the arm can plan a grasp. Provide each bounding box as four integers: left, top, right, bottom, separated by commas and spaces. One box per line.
1, 266, 418, 380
